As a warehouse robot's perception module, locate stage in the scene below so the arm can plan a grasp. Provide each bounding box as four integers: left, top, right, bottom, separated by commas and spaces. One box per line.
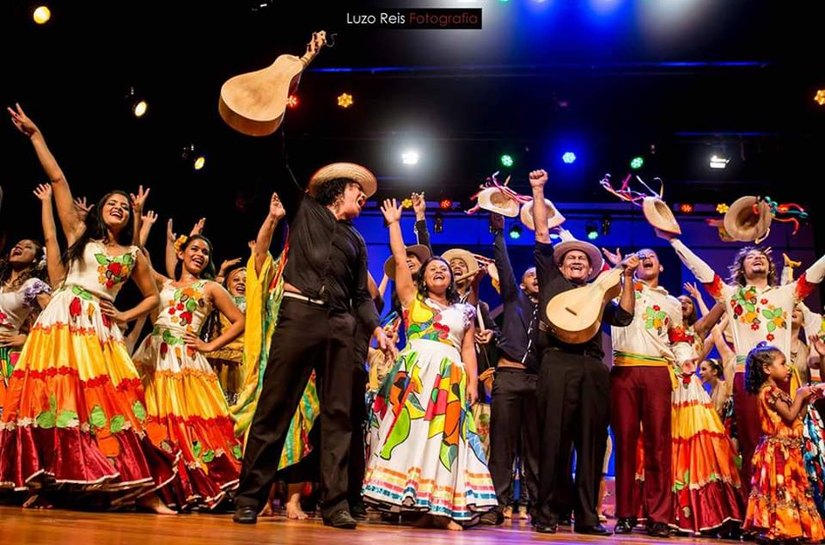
0, 506, 707, 545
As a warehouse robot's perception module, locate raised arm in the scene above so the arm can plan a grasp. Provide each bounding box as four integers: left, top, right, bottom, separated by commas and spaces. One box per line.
33, 183, 66, 286
411, 192, 433, 253
138, 210, 159, 249
184, 283, 246, 353
712, 316, 737, 384
491, 214, 520, 304
794, 253, 825, 302
693, 301, 726, 339
528, 170, 550, 244
130, 185, 150, 246
381, 198, 416, 306
254, 192, 286, 275
9, 104, 83, 243
377, 272, 390, 301
684, 281, 711, 316
165, 219, 179, 279
618, 254, 640, 315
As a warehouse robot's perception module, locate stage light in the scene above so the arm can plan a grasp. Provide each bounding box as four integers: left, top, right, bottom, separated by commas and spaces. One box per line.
601, 216, 611, 236
562, 152, 577, 164
716, 203, 729, 214
586, 223, 599, 240
401, 150, 419, 165
630, 156, 644, 170
337, 93, 353, 108
33, 6, 51, 24
286, 95, 299, 109
508, 224, 522, 240
182, 144, 206, 171
549, 232, 560, 241
434, 211, 444, 234
679, 203, 695, 214
815, 90, 825, 106
709, 154, 729, 169
500, 154, 514, 168
401, 198, 413, 209
439, 199, 453, 210
126, 87, 148, 118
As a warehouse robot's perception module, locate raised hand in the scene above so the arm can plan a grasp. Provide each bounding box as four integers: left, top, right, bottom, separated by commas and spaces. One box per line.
190, 217, 206, 236
809, 335, 825, 358
142, 210, 159, 226
7, 103, 39, 138
166, 218, 177, 242
219, 257, 243, 276
73, 196, 94, 223
130, 185, 151, 214
380, 198, 402, 225
411, 192, 426, 219
489, 213, 504, 232
601, 247, 622, 267
269, 192, 286, 220
33, 183, 53, 201
621, 253, 641, 276
528, 169, 548, 189
683, 281, 701, 300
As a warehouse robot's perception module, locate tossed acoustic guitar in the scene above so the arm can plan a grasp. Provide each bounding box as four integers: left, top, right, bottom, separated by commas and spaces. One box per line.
219, 31, 327, 136
544, 267, 623, 344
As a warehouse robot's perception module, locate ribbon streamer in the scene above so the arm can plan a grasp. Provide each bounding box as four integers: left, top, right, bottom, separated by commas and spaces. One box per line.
599, 173, 664, 206
465, 171, 531, 214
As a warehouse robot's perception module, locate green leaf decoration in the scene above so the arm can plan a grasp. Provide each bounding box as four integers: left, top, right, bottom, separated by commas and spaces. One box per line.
185, 299, 198, 312
132, 400, 147, 422
232, 445, 243, 460
761, 309, 774, 319
767, 322, 776, 333
645, 319, 654, 329
380, 407, 411, 460
744, 303, 755, 313
429, 414, 445, 439
683, 469, 690, 484
110, 415, 126, 433
94, 253, 110, 265
89, 405, 107, 429
193, 440, 202, 458
122, 253, 135, 267
36, 410, 56, 429
56, 409, 79, 428
202, 450, 216, 463
439, 442, 458, 471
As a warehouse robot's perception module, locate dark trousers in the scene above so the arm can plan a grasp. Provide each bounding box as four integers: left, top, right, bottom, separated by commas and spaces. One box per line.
610, 366, 673, 523
347, 333, 370, 507
236, 298, 356, 517
535, 351, 610, 528
488, 368, 539, 509
733, 372, 761, 497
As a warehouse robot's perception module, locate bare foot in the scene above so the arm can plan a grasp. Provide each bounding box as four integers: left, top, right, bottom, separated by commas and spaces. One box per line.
22, 494, 53, 509
260, 501, 275, 517
138, 494, 177, 515
285, 498, 308, 520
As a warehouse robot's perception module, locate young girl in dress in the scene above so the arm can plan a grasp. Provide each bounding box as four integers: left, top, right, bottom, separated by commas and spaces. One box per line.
362, 199, 496, 530
743, 342, 825, 543
132, 233, 245, 509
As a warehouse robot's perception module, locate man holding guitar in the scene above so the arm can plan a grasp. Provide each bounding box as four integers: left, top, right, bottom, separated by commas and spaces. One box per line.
528, 169, 639, 536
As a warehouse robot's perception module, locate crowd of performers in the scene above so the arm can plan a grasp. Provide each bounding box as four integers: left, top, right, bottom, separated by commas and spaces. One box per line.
2, 104, 825, 544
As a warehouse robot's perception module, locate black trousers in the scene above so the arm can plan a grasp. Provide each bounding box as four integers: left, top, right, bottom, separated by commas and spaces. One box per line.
535, 350, 610, 528
488, 368, 539, 509
347, 331, 370, 506
236, 298, 357, 517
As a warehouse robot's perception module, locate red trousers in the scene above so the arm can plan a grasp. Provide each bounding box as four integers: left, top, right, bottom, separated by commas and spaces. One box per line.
610, 366, 673, 524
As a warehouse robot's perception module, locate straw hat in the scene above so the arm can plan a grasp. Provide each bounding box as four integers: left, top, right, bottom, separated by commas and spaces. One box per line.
383, 244, 431, 278
553, 230, 603, 281
520, 199, 566, 231
476, 187, 520, 217
642, 197, 682, 235
442, 248, 479, 277
723, 196, 772, 242
307, 162, 377, 198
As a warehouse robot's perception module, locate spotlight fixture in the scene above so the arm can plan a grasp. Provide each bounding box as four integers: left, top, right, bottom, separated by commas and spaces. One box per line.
508, 224, 522, 240
439, 199, 453, 210
401, 150, 419, 166
716, 203, 729, 214
630, 156, 644, 170
182, 144, 206, 171
586, 223, 599, 240
434, 211, 444, 234
401, 198, 413, 209
33, 5, 51, 24
709, 154, 729, 169
500, 154, 514, 168
601, 216, 611, 236
126, 87, 148, 118
286, 95, 299, 109
678, 203, 695, 214
337, 93, 354, 108
562, 152, 577, 164
815, 89, 825, 106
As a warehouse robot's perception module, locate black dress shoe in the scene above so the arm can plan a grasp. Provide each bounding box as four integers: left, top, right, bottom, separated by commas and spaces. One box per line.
557, 515, 573, 526
350, 501, 368, 520
575, 523, 611, 536
534, 522, 559, 534
614, 517, 637, 534
647, 522, 671, 538
479, 508, 505, 525
233, 505, 258, 524
323, 509, 357, 529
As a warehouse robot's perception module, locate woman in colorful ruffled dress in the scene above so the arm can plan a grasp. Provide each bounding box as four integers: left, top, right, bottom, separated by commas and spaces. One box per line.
132, 233, 245, 509
206, 262, 246, 405
0, 239, 51, 410
362, 199, 496, 530
0, 104, 175, 512
668, 288, 744, 534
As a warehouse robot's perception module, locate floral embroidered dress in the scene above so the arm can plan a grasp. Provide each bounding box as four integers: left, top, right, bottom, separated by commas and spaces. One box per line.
132, 279, 243, 508
743, 385, 825, 541
0, 277, 51, 411
362, 295, 497, 521
205, 294, 246, 406
0, 241, 177, 500
668, 326, 745, 534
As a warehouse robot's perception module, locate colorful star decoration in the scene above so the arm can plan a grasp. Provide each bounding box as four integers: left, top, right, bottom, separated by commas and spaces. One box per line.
401, 198, 413, 209
716, 203, 729, 214
815, 89, 825, 106
337, 93, 354, 108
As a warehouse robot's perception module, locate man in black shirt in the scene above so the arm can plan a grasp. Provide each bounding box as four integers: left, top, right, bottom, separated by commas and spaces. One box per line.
480, 213, 541, 525
233, 163, 393, 529
528, 169, 638, 536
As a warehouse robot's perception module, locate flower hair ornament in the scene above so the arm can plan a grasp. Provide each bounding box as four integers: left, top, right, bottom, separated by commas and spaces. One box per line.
174, 234, 189, 253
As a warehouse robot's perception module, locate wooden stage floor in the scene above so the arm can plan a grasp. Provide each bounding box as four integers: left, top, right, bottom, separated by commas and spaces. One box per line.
0, 506, 708, 545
